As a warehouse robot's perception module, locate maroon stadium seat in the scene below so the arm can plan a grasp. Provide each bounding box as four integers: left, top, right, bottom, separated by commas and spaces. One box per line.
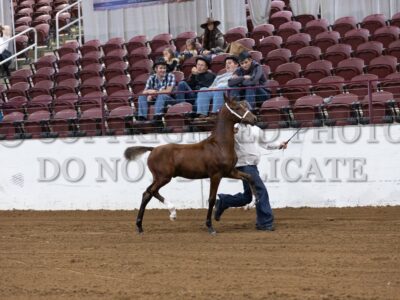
258, 96, 290, 129
164, 102, 192, 133
324, 93, 359, 126
291, 94, 324, 127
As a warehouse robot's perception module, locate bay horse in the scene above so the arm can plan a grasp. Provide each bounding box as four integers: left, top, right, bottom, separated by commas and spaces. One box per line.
124, 95, 258, 235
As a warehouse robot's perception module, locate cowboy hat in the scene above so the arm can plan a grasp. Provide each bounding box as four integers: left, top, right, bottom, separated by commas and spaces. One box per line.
153, 57, 168, 70
195, 56, 211, 69
224, 55, 239, 65
200, 17, 221, 29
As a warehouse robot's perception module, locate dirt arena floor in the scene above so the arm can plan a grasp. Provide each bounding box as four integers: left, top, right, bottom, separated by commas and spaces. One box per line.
0, 206, 399, 300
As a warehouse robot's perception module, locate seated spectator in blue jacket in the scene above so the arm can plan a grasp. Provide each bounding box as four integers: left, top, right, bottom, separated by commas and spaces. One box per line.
196, 55, 239, 117
137, 58, 176, 121
228, 51, 270, 109
175, 56, 216, 108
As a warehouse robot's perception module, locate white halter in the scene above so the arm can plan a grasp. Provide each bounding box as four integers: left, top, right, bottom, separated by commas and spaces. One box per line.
224, 102, 251, 120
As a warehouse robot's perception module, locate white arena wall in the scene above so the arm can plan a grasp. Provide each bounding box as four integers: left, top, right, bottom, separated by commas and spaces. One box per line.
1, 124, 399, 210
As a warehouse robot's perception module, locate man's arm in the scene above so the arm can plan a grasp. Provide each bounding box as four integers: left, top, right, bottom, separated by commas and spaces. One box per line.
255, 126, 288, 150
160, 73, 176, 93
242, 64, 264, 86
228, 70, 244, 87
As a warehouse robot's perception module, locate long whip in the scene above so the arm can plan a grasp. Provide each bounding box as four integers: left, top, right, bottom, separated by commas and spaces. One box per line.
285, 127, 303, 144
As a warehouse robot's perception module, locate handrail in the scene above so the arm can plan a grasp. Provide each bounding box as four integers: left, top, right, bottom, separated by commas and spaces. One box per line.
55, 0, 83, 49
0, 27, 37, 67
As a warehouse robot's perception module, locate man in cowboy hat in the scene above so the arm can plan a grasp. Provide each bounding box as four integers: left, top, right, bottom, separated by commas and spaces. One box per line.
200, 17, 227, 55
137, 57, 176, 121
175, 56, 216, 107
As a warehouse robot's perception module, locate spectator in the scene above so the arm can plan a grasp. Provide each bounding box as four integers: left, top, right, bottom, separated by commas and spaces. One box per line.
0, 25, 12, 77
163, 47, 179, 73
200, 17, 227, 56
214, 123, 288, 231
137, 57, 176, 121
196, 55, 239, 118
228, 51, 270, 109
179, 38, 198, 62
175, 56, 216, 108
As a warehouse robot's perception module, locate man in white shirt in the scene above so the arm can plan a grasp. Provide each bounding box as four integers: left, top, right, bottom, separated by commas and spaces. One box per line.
215, 123, 287, 231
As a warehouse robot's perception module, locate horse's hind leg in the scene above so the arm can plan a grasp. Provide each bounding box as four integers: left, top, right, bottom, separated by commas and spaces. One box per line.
154, 192, 177, 221
136, 184, 154, 234
206, 175, 222, 235
136, 177, 171, 234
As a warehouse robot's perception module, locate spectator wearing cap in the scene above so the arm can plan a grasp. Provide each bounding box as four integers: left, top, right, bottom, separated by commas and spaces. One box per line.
228, 51, 270, 108
175, 56, 216, 107
196, 55, 239, 117
200, 17, 227, 55
137, 57, 176, 121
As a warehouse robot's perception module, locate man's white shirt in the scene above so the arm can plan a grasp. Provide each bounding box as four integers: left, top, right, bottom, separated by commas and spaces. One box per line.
234, 123, 279, 167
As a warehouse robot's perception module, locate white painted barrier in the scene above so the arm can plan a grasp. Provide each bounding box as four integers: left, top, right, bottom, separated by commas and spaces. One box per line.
0, 124, 399, 210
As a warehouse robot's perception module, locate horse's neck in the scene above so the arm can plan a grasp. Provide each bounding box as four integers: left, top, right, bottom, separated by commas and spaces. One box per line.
213, 114, 235, 150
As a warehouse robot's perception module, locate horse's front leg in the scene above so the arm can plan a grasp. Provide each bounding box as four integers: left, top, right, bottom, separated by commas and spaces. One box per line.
227, 168, 259, 203
206, 175, 222, 235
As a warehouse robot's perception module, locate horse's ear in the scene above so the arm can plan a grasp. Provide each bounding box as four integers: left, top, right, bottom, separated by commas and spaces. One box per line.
223, 92, 231, 104
224, 93, 238, 105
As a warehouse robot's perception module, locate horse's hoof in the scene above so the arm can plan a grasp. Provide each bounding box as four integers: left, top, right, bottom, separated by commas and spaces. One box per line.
208, 227, 217, 236
169, 211, 177, 221
136, 226, 144, 235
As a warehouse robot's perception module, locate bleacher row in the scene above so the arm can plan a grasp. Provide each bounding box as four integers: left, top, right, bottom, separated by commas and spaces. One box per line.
1, 79, 399, 140
13, 0, 79, 51
1, 1, 400, 140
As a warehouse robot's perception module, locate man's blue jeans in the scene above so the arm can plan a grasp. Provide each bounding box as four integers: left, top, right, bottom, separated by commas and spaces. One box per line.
175, 81, 197, 105
196, 90, 224, 116
137, 94, 174, 119
218, 165, 274, 228
229, 87, 270, 108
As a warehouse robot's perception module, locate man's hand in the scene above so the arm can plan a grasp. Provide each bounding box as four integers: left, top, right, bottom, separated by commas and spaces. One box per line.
279, 141, 288, 150
191, 66, 198, 75
231, 74, 238, 79
243, 75, 251, 80
147, 95, 154, 102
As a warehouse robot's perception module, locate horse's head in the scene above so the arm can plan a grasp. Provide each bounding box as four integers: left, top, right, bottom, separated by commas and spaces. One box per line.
223, 94, 257, 125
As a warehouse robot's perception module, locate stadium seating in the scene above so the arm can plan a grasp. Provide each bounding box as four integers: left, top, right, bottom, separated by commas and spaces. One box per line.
331, 16, 357, 37
291, 46, 321, 70
359, 91, 396, 124
344, 74, 379, 100
258, 96, 290, 129
291, 95, 324, 127
264, 48, 291, 72
3, 3, 400, 141
324, 93, 359, 126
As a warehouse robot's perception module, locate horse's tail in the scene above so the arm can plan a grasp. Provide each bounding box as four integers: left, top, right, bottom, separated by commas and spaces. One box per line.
124, 146, 154, 160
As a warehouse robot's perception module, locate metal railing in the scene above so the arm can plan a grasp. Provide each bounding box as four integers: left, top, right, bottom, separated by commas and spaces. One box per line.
0, 78, 399, 140
0, 27, 38, 69
55, 0, 83, 49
